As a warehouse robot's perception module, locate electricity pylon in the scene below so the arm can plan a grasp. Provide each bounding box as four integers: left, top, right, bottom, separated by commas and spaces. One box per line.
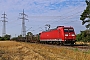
1, 12, 8, 37
19, 9, 28, 37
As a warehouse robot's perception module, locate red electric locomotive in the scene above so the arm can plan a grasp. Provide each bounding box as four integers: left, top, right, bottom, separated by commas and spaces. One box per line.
40, 26, 76, 45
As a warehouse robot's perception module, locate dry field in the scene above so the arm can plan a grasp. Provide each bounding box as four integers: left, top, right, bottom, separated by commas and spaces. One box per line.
0, 41, 90, 60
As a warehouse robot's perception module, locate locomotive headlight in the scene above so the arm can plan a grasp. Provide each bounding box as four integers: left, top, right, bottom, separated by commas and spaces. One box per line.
65, 34, 68, 36
72, 34, 75, 36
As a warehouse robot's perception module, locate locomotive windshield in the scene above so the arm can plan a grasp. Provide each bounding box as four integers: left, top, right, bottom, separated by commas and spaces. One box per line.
64, 29, 68, 32
69, 29, 74, 32
64, 28, 74, 32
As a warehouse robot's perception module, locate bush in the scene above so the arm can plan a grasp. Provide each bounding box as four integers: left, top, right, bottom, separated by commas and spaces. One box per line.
76, 34, 82, 41
11, 37, 18, 40
0, 34, 11, 41
76, 30, 90, 42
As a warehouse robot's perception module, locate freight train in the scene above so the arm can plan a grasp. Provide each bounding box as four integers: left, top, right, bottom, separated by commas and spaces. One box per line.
39, 26, 76, 45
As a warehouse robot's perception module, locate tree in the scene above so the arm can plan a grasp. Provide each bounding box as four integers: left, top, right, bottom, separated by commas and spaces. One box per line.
11, 37, 18, 40
27, 32, 33, 36
26, 32, 33, 41
4, 34, 11, 40
80, 0, 90, 29
18, 35, 22, 37
76, 34, 82, 41
76, 30, 90, 42
0, 34, 11, 41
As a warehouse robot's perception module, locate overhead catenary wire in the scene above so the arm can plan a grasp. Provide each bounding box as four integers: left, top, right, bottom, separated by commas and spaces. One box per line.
5, 1, 85, 30
27, 12, 83, 33
26, 3, 85, 26
32, 10, 84, 34
0, 0, 86, 36
22, 2, 86, 35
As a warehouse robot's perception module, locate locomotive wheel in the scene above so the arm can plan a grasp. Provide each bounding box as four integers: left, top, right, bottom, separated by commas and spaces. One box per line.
60, 42, 64, 46
71, 42, 74, 45
56, 42, 60, 45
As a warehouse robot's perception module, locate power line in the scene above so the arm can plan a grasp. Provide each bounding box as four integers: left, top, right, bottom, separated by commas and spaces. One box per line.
33, 10, 83, 32
19, 9, 28, 37
4, 1, 85, 31
26, 4, 85, 33
0, 1, 84, 35
27, 4, 85, 25
1, 12, 8, 37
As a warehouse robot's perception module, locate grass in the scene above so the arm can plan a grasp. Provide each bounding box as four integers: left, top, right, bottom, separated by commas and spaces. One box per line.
83, 50, 90, 54
0, 41, 90, 60
74, 48, 79, 51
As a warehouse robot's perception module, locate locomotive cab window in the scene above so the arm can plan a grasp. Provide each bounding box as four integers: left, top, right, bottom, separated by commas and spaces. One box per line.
64, 28, 74, 32
69, 29, 74, 32
64, 29, 68, 32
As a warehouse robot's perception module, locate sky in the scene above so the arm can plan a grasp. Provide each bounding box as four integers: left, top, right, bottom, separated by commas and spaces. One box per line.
0, 0, 87, 37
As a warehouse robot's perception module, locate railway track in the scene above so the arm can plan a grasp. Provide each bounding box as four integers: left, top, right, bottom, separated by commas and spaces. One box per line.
42, 43, 90, 50
64, 44, 89, 49
16, 39, 90, 50
29, 40, 90, 50
73, 46, 90, 50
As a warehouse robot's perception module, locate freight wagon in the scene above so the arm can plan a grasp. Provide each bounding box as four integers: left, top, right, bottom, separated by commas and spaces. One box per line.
40, 26, 76, 45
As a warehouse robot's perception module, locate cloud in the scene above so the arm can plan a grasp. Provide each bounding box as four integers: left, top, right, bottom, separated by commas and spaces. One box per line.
0, 0, 85, 14
0, 0, 87, 36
